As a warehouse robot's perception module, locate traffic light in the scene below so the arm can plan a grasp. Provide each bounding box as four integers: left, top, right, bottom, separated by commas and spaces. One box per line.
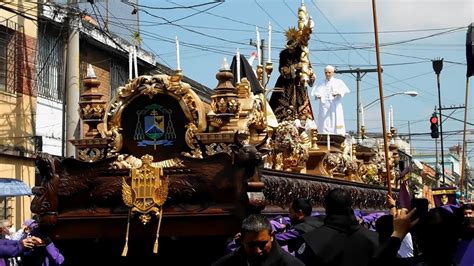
430, 114, 439, 138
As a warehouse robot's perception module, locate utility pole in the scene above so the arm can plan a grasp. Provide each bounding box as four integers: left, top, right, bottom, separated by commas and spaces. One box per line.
408, 121, 413, 155
105, 0, 109, 32
435, 135, 439, 183
66, 0, 80, 157
250, 38, 267, 86
436, 104, 466, 186
334, 68, 379, 138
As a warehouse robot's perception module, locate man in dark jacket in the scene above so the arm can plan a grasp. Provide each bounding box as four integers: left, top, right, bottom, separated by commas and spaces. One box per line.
296, 188, 379, 266
276, 198, 323, 252
212, 214, 304, 266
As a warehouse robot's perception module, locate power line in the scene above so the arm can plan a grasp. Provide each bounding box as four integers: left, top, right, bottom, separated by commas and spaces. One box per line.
254, 0, 285, 31
167, 0, 262, 28
137, 7, 249, 46
128, 1, 221, 10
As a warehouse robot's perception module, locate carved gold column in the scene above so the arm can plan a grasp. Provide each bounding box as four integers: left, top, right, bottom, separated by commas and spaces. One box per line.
71, 64, 109, 162
208, 65, 240, 132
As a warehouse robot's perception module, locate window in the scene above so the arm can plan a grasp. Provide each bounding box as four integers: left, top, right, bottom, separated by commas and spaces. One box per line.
0, 31, 7, 92
0, 21, 16, 94
37, 23, 65, 101
110, 57, 128, 100
0, 197, 12, 221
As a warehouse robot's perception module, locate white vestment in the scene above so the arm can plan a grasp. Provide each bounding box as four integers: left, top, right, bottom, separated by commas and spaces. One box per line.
311, 77, 350, 135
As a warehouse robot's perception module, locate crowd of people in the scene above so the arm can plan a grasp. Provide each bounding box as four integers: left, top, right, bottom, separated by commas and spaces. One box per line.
1, 188, 472, 265
213, 188, 474, 266
0, 217, 64, 266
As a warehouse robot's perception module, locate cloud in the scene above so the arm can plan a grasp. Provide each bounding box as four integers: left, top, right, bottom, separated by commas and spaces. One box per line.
316, 0, 473, 30
377, 0, 473, 30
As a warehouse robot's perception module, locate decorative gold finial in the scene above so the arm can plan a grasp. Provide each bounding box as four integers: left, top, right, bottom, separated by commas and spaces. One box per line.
310, 128, 319, 150
265, 62, 273, 85
256, 64, 264, 83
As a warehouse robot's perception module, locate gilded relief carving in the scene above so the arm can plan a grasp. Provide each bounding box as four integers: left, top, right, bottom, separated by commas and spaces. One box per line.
102, 74, 207, 156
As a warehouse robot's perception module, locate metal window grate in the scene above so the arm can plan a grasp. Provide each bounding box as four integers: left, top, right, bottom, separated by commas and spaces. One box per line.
110, 57, 128, 100
37, 23, 65, 101
0, 18, 22, 94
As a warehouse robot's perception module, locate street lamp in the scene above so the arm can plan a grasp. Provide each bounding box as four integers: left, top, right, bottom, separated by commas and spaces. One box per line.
364, 91, 418, 110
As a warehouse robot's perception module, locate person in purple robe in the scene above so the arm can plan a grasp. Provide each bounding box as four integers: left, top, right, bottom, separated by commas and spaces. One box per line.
213, 214, 304, 266
454, 217, 473, 266
0, 237, 41, 266
20, 225, 64, 266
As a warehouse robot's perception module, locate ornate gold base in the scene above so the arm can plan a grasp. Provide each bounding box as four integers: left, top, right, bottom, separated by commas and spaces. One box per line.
305, 149, 329, 176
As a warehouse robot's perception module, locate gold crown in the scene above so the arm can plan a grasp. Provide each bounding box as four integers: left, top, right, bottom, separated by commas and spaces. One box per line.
141, 154, 154, 165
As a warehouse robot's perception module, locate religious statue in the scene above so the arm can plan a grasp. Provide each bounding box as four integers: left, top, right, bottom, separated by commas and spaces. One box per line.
269, 1, 315, 122
311, 65, 350, 135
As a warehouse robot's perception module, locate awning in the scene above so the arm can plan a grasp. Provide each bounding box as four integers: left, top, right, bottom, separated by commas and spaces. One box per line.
0, 178, 32, 197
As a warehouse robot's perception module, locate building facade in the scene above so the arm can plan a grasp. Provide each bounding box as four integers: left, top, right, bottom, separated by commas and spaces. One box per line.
0, 1, 39, 228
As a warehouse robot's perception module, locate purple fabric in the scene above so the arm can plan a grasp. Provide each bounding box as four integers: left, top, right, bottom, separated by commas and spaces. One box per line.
440, 204, 459, 214
360, 212, 387, 231
353, 209, 362, 218
24, 219, 38, 229
225, 239, 238, 254
0, 239, 23, 258
275, 228, 301, 243
455, 239, 474, 266
270, 218, 289, 232
399, 181, 411, 209
45, 242, 65, 266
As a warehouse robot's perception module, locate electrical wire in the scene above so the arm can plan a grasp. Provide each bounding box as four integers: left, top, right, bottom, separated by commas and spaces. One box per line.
128, 1, 221, 10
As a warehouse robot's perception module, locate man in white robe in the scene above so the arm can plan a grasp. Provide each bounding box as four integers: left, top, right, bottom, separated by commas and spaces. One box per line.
311, 65, 350, 135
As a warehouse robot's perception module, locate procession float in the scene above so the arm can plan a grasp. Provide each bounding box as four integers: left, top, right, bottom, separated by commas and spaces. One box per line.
30, 2, 399, 264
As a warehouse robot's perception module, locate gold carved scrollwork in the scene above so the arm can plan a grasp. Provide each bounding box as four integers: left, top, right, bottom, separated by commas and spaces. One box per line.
248, 96, 265, 130
217, 98, 227, 113
184, 123, 203, 158
324, 153, 341, 177
204, 143, 231, 156
77, 147, 103, 162
142, 83, 163, 99
105, 126, 123, 155
212, 97, 241, 115
183, 94, 199, 121
228, 99, 240, 114
80, 104, 105, 119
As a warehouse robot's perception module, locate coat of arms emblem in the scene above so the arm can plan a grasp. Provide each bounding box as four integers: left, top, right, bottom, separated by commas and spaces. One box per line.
134, 104, 176, 149
121, 154, 169, 255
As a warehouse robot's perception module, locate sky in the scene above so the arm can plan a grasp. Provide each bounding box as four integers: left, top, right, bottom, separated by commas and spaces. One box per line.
87, 0, 474, 166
